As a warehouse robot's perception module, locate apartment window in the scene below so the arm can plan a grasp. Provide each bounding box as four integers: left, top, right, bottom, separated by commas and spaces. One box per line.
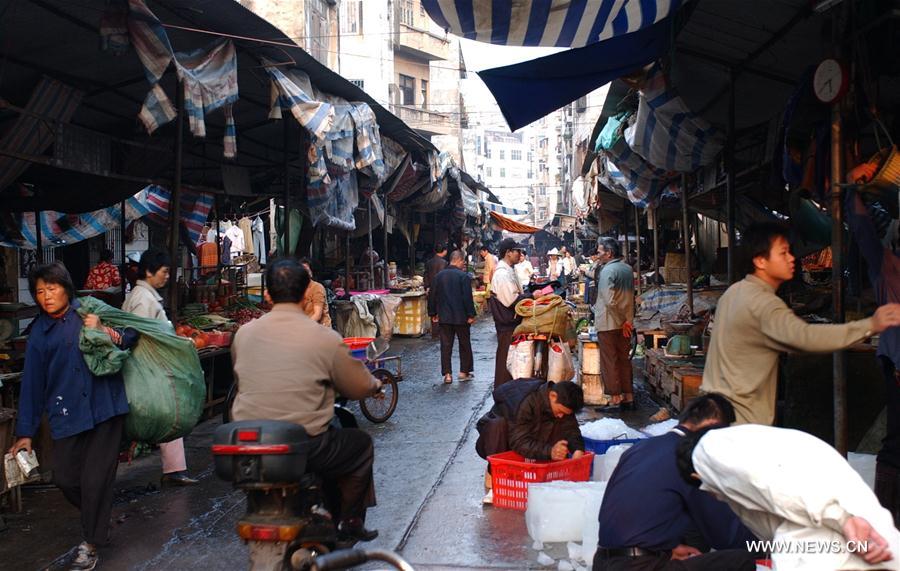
485, 147, 492, 159
528, 170, 534, 179
399, 74, 415, 105
527, 151, 533, 162
350, 79, 365, 90
400, 0, 414, 26
500, 168, 506, 178
306, 0, 329, 65
340, 1, 363, 34
499, 149, 505, 160
511, 149, 522, 160
420, 79, 428, 108
486, 166, 492, 177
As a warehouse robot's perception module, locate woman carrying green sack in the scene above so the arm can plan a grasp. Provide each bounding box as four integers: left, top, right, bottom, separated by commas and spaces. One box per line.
9, 262, 139, 571
122, 250, 198, 487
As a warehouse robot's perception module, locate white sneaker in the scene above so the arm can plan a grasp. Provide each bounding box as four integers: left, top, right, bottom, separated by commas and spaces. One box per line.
482, 489, 494, 505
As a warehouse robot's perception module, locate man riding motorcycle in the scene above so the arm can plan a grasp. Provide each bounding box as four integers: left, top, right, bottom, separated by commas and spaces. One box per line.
230, 258, 383, 545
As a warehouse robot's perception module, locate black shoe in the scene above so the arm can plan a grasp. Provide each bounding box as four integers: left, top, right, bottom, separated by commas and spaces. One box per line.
620, 401, 637, 411
595, 403, 621, 412
337, 518, 379, 544
161, 471, 199, 486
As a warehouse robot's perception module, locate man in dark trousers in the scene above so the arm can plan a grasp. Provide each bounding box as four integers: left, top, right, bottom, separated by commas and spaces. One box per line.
425, 244, 448, 339
594, 394, 757, 570
489, 238, 532, 387
429, 250, 476, 384
475, 379, 585, 504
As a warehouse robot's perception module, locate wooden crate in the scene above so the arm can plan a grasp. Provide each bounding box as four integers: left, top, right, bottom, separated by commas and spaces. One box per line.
670, 367, 704, 411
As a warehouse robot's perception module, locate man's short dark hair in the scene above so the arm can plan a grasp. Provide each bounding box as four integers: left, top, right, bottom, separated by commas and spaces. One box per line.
138, 250, 171, 279
676, 425, 723, 488
678, 393, 736, 426
265, 258, 310, 303
740, 222, 790, 275
298, 257, 315, 271
100, 249, 114, 263
449, 250, 465, 264
28, 261, 76, 303
598, 236, 621, 258
435, 244, 448, 254
479, 244, 489, 252
549, 381, 584, 413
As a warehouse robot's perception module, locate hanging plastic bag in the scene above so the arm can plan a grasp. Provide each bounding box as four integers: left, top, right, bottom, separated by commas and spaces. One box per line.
547, 339, 575, 382
76, 296, 205, 444
595, 112, 630, 152
506, 337, 535, 380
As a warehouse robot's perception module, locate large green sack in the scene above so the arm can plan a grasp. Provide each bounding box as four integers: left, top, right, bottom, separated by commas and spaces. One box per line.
76, 297, 205, 443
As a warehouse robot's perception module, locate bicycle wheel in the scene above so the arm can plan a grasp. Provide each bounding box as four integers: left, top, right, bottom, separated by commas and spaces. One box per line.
360, 369, 398, 423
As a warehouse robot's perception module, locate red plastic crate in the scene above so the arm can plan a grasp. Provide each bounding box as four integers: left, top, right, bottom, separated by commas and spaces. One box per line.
487, 451, 594, 511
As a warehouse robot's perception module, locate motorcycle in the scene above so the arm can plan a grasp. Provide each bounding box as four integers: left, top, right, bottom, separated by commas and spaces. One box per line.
214, 341, 390, 571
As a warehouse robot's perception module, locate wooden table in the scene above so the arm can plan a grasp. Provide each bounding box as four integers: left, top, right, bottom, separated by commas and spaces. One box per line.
196, 347, 233, 419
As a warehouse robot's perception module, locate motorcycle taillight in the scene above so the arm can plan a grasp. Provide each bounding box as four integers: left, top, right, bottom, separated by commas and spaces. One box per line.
237, 429, 260, 442
238, 523, 301, 542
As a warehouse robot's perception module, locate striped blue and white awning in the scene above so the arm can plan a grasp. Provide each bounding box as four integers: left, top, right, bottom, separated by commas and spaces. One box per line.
422, 0, 684, 48
481, 200, 528, 216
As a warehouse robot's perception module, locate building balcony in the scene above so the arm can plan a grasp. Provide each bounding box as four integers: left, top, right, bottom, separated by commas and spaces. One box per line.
393, 104, 453, 137
395, 23, 450, 61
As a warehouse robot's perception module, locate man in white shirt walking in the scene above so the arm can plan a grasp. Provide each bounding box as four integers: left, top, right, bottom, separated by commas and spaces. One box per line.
679, 424, 900, 570
489, 238, 532, 388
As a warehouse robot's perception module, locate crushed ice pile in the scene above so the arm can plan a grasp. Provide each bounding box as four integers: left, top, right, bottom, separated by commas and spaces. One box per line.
579, 418, 646, 441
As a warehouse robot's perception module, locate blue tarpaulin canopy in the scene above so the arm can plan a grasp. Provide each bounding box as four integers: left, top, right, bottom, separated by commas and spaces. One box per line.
476, 14, 676, 131
422, 0, 682, 48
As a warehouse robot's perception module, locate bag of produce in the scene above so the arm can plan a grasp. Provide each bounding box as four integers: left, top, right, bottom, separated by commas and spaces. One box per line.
547, 339, 575, 382
506, 337, 535, 379
513, 294, 572, 340
76, 297, 205, 444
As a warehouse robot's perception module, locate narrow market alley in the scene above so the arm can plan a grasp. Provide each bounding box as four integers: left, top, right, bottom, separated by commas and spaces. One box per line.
0, 318, 655, 571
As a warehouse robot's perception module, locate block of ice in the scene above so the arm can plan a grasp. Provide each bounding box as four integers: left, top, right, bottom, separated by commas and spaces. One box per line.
581, 481, 608, 563
537, 551, 555, 566
566, 541, 582, 561
526, 481, 609, 543
573, 562, 587, 571
639, 418, 678, 437
558, 560, 574, 571
595, 444, 632, 482
533, 539, 544, 551
580, 418, 646, 441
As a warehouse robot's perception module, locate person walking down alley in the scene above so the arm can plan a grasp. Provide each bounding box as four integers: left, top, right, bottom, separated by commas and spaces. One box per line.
299, 258, 333, 329
425, 245, 448, 339
480, 245, 498, 291
10, 262, 139, 571
489, 239, 532, 388
594, 237, 636, 409
122, 250, 198, 486
701, 222, 900, 425
429, 250, 476, 383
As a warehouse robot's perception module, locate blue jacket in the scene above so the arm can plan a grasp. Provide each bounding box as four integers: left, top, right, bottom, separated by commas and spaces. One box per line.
598, 428, 754, 552
428, 267, 476, 325
16, 300, 137, 440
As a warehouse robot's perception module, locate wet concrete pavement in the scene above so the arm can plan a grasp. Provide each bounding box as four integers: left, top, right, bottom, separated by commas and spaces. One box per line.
1, 317, 662, 570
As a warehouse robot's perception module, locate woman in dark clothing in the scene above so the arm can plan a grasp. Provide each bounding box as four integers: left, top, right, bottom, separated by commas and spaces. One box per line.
8, 262, 137, 571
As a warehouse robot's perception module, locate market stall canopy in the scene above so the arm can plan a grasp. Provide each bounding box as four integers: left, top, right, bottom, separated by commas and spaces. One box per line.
0, 0, 435, 213
489, 210, 541, 234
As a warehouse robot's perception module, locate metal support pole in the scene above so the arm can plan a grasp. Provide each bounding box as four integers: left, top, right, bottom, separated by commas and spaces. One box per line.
35, 210, 43, 263
345, 231, 351, 288
634, 206, 642, 295
652, 207, 659, 280
682, 174, 693, 315
368, 198, 375, 289
120, 201, 127, 298
283, 118, 291, 257
383, 202, 389, 286
831, 75, 847, 456
622, 206, 630, 264
167, 85, 185, 315
726, 69, 737, 284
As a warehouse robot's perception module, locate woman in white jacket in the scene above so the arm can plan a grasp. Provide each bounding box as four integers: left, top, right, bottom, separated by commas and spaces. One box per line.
122, 250, 198, 486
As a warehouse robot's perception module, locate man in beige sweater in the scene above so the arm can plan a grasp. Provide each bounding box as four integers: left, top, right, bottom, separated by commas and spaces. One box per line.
702, 222, 900, 425
231, 258, 382, 544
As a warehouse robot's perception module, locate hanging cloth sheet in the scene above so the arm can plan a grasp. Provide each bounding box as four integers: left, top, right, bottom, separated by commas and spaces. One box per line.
128, 0, 238, 158
0, 77, 84, 192
0, 190, 152, 249
624, 67, 724, 172
422, 0, 683, 47
598, 118, 677, 208
480, 200, 528, 216
143, 185, 215, 245
489, 211, 541, 234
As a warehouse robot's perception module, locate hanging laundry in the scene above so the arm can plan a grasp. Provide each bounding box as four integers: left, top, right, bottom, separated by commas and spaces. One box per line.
238, 217, 253, 254
252, 216, 266, 265
128, 0, 238, 158
224, 224, 245, 259
143, 185, 215, 245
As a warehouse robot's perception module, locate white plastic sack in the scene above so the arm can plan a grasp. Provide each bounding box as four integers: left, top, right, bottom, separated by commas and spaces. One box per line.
506, 339, 535, 379
547, 341, 575, 382
526, 481, 608, 544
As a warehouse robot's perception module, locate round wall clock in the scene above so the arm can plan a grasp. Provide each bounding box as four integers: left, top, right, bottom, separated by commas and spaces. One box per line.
813, 58, 848, 105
